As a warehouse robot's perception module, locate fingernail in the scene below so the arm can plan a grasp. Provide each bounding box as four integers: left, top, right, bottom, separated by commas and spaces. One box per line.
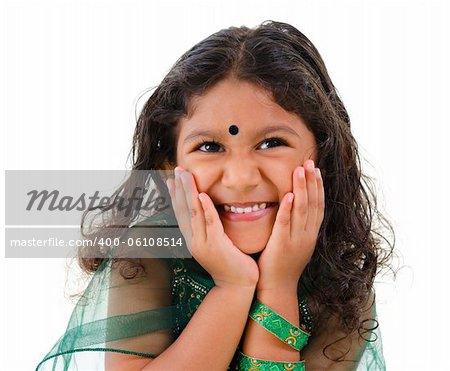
315, 168, 321, 178
298, 167, 305, 179
287, 193, 294, 203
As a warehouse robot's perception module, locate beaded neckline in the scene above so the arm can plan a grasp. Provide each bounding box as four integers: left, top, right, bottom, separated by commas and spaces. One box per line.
170, 257, 314, 337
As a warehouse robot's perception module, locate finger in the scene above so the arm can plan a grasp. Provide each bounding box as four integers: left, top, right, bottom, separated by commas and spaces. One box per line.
173, 167, 192, 236
166, 176, 192, 253
271, 192, 294, 241
167, 176, 191, 246
291, 166, 308, 233
304, 160, 318, 231
180, 171, 193, 214
180, 170, 206, 244
166, 177, 178, 218
315, 168, 325, 231
198, 192, 225, 241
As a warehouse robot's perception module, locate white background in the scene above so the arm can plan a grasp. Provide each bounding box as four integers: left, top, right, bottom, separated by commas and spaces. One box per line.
1, 0, 449, 370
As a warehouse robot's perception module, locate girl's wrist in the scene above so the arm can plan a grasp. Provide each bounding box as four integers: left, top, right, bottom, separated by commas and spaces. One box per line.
214, 279, 258, 292
256, 278, 300, 293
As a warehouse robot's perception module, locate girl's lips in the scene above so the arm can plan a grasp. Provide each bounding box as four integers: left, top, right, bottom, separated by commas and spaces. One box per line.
217, 203, 278, 222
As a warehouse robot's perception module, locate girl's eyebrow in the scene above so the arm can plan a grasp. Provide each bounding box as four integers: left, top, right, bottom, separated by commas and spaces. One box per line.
182, 124, 300, 146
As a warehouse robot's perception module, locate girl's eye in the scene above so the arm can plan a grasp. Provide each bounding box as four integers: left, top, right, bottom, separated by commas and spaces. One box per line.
259, 137, 287, 150
196, 140, 222, 152
195, 137, 287, 153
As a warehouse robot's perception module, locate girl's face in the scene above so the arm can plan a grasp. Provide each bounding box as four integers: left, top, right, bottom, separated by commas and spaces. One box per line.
175, 77, 317, 254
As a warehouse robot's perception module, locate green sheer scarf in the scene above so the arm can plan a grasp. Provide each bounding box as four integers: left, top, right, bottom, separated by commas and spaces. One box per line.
35, 212, 386, 370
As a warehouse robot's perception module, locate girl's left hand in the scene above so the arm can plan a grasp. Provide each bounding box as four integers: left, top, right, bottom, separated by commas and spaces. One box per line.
256, 159, 325, 291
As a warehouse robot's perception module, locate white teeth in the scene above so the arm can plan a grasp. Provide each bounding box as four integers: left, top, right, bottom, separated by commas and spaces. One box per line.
225, 203, 269, 214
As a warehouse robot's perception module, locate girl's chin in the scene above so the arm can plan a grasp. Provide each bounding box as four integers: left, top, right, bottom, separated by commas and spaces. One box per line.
227, 233, 269, 255
235, 244, 266, 255
221, 219, 273, 255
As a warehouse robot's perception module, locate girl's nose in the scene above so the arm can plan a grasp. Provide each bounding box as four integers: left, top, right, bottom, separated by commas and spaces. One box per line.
220, 157, 262, 191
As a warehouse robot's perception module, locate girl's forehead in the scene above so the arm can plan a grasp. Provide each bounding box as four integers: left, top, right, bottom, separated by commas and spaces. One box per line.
176, 78, 314, 144
185, 78, 276, 116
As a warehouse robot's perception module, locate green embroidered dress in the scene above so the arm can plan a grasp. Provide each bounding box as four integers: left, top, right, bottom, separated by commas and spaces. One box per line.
35, 213, 386, 370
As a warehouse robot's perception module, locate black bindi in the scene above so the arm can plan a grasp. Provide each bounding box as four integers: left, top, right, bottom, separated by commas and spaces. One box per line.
228, 124, 239, 135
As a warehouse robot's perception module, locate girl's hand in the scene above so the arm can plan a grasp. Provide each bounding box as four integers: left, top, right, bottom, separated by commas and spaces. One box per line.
256, 160, 325, 291
166, 166, 259, 289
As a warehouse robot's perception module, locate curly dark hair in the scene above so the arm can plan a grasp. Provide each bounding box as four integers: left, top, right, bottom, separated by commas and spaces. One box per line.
78, 20, 396, 363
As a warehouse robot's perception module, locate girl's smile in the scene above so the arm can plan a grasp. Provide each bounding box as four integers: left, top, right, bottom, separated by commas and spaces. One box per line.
216, 202, 279, 222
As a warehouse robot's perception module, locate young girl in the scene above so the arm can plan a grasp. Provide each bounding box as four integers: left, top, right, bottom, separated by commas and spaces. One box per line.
36, 20, 394, 370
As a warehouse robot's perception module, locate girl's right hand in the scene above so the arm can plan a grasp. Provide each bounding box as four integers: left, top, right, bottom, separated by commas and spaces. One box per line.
166, 166, 259, 289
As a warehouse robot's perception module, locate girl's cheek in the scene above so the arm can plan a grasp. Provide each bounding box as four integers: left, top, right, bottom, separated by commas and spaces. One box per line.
188, 165, 215, 189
